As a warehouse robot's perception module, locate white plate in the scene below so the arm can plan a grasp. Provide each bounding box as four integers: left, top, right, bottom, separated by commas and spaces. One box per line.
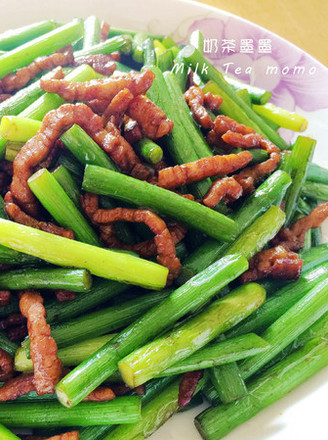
2, 1, 328, 439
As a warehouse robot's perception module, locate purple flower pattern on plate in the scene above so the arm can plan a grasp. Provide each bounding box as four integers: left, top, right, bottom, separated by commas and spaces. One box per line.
186, 17, 328, 115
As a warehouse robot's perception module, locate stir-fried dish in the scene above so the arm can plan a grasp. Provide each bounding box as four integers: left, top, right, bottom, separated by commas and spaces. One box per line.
0, 17, 327, 440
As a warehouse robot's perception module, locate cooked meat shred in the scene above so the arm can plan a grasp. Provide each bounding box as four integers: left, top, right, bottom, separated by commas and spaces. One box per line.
74, 54, 116, 76
178, 370, 203, 408
0, 46, 74, 93
11, 102, 149, 216
126, 94, 174, 139
104, 120, 151, 179
102, 88, 134, 126
240, 245, 303, 283
0, 371, 113, 404
81, 193, 186, 260
203, 176, 243, 208
44, 432, 79, 440
80, 192, 116, 246
225, 135, 280, 193
0, 159, 13, 196
54, 290, 76, 302
100, 21, 110, 41
211, 115, 255, 138
110, 382, 146, 396
211, 115, 281, 194
158, 151, 252, 189
83, 386, 116, 402
46, 66, 66, 81
272, 202, 328, 251
127, 223, 187, 258
20, 435, 78, 440
5, 192, 74, 238
154, 159, 168, 173
19, 291, 62, 395
0, 373, 35, 401
0, 290, 10, 306
123, 116, 143, 144
0, 93, 11, 103
40, 69, 155, 103
241, 203, 328, 282
202, 116, 281, 205
93, 207, 181, 281
86, 98, 111, 115
133, 384, 146, 395
0, 347, 14, 381
184, 85, 222, 129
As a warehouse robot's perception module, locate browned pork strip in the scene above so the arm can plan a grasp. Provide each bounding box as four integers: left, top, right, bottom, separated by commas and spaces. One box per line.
5, 192, 74, 238
40, 69, 155, 102
0, 291, 10, 307
93, 207, 181, 282
80, 193, 186, 260
0, 46, 74, 93
272, 202, 328, 251
102, 88, 134, 126
11, 103, 149, 216
204, 115, 281, 199
184, 85, 222, 129
127, 94, 174, 139
0, 373, 35, 401
178, 370, 203, 408
240, 245, 303, 283
19, 292, 62, 395
0, 347, 14, 381
240, 203, 328, 283
220, 125, 281, 194
203, 176, 243, 208
100, 21, 110, 41
123, 116, 143, 144
74, 54, 116, 76
83, 386, 116, 402
54, 290, 76, 302
0, 371, 115, 404
45, 432, 79, 440
158, 151, 252, 189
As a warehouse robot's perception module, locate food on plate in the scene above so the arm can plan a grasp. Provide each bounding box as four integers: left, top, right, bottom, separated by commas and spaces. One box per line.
0, 17, 326, 440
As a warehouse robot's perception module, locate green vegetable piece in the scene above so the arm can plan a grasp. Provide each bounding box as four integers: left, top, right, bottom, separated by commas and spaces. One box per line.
0, 219, 168, 289
56, 254, 248, 407
196, 337, 328, 440
82, 165, 238, 242
118, 283, 266, 387
28, 168, 101, 246
0, 398, 141, 428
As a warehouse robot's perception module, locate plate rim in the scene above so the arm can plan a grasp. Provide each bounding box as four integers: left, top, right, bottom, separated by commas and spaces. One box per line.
179, 0, 328, 72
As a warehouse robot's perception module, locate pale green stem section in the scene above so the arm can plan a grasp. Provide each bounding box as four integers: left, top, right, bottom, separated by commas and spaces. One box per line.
0, 219, 168, 289
253, 102, 308, 132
